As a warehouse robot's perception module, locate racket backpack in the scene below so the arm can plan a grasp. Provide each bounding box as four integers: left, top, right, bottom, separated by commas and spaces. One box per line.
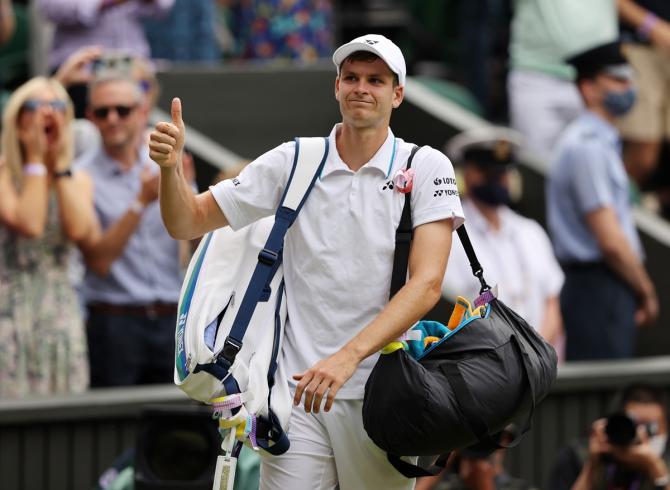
174, 137, 328, 456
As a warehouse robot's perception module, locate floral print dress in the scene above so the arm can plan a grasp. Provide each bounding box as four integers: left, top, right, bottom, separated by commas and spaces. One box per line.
0, 192, 89, 399
231, 0, 333, 62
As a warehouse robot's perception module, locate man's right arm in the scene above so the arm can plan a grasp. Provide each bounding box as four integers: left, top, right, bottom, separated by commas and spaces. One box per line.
150, 98, 229, 240
585, 207, 658, 326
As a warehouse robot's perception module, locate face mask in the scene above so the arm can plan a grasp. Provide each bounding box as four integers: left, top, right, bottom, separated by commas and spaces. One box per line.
603, 87, 637, 117
471, 181, 510, 207
648, 434, 667, 457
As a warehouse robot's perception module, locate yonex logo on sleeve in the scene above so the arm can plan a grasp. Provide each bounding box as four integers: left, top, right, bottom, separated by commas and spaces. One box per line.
365, 39, 379, 45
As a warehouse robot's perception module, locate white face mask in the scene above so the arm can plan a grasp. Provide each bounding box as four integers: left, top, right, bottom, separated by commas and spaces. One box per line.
648, 434, 668, 457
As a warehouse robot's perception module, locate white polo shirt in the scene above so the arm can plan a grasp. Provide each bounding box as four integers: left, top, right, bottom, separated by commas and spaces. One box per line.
210, 124, 464, 399
442, 199, 564, 331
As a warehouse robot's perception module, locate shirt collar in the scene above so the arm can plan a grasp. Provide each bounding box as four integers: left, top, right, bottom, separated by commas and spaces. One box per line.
463, 199, 514, 237
322, 124, 397, 178
582, 110, 621, 148
98, 145, 147, 177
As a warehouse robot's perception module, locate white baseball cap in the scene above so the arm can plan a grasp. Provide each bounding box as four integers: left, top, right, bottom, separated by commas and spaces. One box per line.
332, 34, 406, 86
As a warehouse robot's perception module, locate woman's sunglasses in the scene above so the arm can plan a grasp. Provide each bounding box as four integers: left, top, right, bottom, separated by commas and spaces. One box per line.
21, 99, 67, 113
91, 105, 137, 120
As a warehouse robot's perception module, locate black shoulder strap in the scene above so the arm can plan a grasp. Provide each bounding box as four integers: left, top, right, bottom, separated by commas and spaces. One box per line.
389, 145, 420, 298
389, 148, 491, 297
456, 226, 491, 294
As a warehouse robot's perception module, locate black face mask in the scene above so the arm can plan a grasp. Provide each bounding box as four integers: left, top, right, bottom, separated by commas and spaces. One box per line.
471, 181, 510, 207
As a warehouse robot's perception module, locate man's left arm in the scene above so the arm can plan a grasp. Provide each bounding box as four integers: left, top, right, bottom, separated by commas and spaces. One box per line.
293, 218, 454, 413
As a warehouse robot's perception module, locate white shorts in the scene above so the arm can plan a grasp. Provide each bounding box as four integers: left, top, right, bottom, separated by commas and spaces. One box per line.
259, 399, 415, 490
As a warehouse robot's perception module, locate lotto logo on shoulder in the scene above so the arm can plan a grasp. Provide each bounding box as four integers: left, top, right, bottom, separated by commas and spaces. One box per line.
432, 176, 459, 198
433, 177, 457, 186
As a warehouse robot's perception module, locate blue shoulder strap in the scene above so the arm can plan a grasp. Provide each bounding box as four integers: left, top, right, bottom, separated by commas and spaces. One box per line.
218, 137, 329, 370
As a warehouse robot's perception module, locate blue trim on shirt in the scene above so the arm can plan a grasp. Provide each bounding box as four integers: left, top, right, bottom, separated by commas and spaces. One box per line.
386, 138, 397, 178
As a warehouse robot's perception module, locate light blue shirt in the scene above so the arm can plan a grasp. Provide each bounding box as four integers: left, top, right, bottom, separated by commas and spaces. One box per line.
547, 111, 642, 263
78, 147, 182, 305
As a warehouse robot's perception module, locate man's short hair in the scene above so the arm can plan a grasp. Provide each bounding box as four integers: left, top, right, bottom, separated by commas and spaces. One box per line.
616, 383, 669, 412
88, 72, 144, 105
339, 50, 399, 87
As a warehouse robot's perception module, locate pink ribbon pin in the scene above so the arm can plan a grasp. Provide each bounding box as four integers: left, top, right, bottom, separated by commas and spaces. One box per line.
393, 168, 415, 194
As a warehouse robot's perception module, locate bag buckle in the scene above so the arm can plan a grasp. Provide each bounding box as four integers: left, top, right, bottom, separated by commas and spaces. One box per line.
222, 337, 242, 364
258, 248, 279, 266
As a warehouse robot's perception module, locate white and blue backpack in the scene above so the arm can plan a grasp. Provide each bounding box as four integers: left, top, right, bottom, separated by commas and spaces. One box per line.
174, 138, 328, 463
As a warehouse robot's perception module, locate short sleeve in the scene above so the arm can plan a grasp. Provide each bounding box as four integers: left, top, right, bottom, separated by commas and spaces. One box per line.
568, 142, 614, 215
209, 142, 294, 231
410, 146, 465, 229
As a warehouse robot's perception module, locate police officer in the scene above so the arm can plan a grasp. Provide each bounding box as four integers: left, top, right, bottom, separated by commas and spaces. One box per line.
443, 127, 564, 351
547, 41, 658, 361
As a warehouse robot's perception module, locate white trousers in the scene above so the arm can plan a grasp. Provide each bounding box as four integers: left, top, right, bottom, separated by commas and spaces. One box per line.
507, 69, 583, 164
259, 399, 415, 490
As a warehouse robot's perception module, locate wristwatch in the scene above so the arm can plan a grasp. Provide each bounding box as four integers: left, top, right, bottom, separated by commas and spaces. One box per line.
54, 168, 73, 179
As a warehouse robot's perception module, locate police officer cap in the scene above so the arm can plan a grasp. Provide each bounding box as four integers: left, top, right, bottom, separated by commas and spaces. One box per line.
445, 126, 524, 168
565, 41, 634, 82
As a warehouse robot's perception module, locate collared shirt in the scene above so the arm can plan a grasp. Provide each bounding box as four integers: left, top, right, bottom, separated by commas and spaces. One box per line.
37, 0, 175, 70
77, 146, 181, 305
547, 111, 643, 263
442, 200, 564, 330
210, 124, 465, 399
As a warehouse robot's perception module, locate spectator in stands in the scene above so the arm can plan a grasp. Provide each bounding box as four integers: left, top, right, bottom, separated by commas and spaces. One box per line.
143, 0, 220, 64
0, 0, 15, 46
617, 0, 670, 190
225, 0, 333, 62
77, 74, 181, 387
0, 76, 96, 398
36, 0, 175, 116
547, 41, 658, 361
52, 45, 104, 158
508, 0, 618, 163
549, 383, 670, 490
442, 127, 564, 354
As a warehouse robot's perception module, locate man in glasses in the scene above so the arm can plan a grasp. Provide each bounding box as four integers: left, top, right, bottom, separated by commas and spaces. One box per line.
77, 74, 182, 388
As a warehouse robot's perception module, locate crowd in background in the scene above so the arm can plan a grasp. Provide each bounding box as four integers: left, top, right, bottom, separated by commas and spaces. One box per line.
0, 0, 666, 406
0, 1, 668, 488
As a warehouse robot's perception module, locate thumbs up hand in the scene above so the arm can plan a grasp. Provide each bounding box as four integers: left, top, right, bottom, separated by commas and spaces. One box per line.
149, 97, 185, 169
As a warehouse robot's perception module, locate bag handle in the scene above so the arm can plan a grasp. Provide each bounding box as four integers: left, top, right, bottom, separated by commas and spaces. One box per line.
386, 452, 451, 478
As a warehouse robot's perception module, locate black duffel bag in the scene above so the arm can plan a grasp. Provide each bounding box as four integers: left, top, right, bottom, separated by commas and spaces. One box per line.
362, 146, 558, 478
